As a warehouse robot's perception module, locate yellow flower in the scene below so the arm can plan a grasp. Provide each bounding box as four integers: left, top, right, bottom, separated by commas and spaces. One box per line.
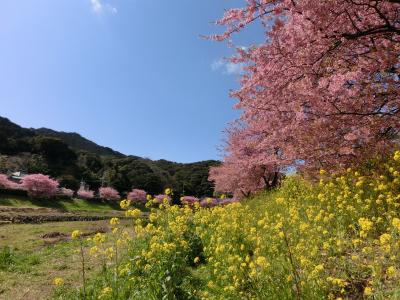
93, 233, 106, 243
53, 277, 64, 286
110, 217, 120, 226
379, 233, 391, 245
89, 246, 99, 256
364, 286, 373, 296
125, 209, 141, 218
120, 199, 131, 210
104, 247, 114, 259
314, 264, 324, 272
194, 257, 200, 264
394, 151, 400, 161
329, 278, 347, 287
165, 188, 172, 195
392, 218, 400, 231
71, 230, 81, 239
386, 266, 396, 278
257, 219, 265, 226
149, 213, 157, 222
358, 218, 373, 237
256, 256, 269, 268
99, 287, 112, 298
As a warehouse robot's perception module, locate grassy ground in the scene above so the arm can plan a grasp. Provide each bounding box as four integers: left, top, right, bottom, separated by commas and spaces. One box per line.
0, 193, 122, 212
0, 219, 133, 300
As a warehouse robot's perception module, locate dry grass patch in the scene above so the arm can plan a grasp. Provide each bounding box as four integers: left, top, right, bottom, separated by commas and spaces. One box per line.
0, 219, 133, 300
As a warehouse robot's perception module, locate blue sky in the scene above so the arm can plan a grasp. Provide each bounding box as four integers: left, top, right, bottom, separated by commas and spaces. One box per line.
0, 0, 262, 163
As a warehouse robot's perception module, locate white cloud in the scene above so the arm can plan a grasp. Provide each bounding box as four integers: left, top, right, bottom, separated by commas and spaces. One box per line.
90, 0, 117, 15
91, 0, 102, 13
225, 62, 245, 75
211, 59, 245, 75
211, 60, 224, 71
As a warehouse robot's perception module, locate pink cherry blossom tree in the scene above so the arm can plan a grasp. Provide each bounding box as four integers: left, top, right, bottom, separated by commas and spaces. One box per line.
209, 125, 283, 198
0, 174, 15, 189
99, 187, 120, 201
21, 174, 59, 198
127, 189, 147, 203
180, 196, 200, 206
212, 0, 400, 174
60, 187, 74, 198
77, 188, 94, 199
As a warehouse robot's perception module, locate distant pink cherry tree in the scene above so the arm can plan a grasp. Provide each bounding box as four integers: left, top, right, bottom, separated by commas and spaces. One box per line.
99, 187, 120, 201
181, 196, 199, 206
209, 126, 282, 198
77, 188, 94, 199
21, 174, 59, 198
0, 174, 16, 189
153, 194, 171, 204
127, 189, 147, 203
212, 0, 400, 174
60, 188, 74, 198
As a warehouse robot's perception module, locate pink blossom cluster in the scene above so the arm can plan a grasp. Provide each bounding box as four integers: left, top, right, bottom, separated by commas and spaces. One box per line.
21, 174, 59, 198
210, 0, 400, 196
127, 189, 147, 203
0, 174, 20, 190
153, 194, 171, 204
99, 187, 120, 201
181, 196, 200, 206
60, 188, 74, 198
77, 189, 94, 199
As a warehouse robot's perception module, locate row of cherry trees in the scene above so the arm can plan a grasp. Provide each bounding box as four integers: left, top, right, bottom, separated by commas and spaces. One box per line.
209, 0, 400, 198
0, 173, 129, 200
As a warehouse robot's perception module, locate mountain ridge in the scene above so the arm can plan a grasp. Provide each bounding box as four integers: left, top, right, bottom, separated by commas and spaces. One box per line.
34, 127, 125, 158
0, 116, 219, 197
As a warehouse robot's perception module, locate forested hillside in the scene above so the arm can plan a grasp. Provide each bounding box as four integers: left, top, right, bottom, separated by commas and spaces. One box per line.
0, 116, 219, 197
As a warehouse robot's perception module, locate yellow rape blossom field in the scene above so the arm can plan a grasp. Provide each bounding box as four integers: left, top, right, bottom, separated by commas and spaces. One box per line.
56, 152, 400, 299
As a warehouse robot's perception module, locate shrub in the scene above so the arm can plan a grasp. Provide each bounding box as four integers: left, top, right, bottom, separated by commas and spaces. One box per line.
77, 189, 94, 199
199, 197, 217, 208
0, 174, 21, 190
99, 187, 120, 201
0, 174, 14, 189
180, 196, 199, 206
21, 174, 59, 198
153, 194, 171, 204
60, 188, 74, 198
127, 189, 147, 203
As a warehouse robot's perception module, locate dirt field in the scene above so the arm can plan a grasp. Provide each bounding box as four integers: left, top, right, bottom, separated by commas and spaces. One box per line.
0, 219, 133, 300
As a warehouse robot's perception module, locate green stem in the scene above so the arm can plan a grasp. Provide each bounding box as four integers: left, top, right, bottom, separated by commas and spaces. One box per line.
283, 231, 301, 300
80, 242, 86, 300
